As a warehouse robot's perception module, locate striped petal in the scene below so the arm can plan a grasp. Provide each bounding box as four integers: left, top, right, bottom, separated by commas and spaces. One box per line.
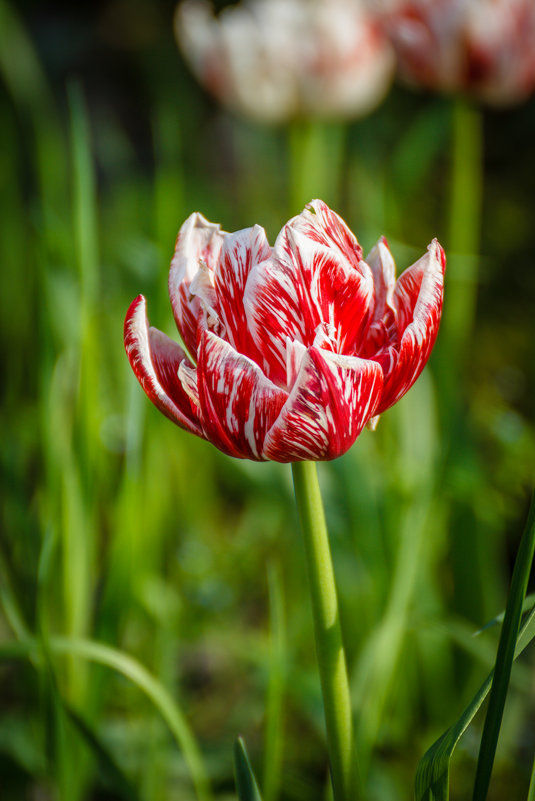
124, 295, 202, 434
244, 201, 374, 386
168, 212, 225, 357
288, 199, 365, 267
196, 331, 288, 460
375, 239, 446, 413
366, 236, 396, 322
214, 224, 272, 361
263, 346, 383, 462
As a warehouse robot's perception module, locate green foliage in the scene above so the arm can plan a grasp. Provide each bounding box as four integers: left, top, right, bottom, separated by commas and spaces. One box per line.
234, 738, 264, 801
415, 600, 535, 801
1, 2, 535, 800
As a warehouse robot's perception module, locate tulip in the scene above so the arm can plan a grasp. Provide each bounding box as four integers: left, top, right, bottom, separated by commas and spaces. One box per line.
124, 200, 445, 463
381, 0, 535, 105
174, 0, 394, 123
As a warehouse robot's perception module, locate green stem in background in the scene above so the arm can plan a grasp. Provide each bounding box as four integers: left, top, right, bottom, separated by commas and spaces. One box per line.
442, 98, 483, 371
472, 492, 535, 801
291, 461, 356, 801
263, 563, 286, 801
288, 120, 346, 214
528, 751, 535, 801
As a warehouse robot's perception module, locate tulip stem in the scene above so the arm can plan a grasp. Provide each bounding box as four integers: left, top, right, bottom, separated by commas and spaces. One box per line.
288, 120, 346, 213
444, 98, 483, 368
291, 461, 356, 801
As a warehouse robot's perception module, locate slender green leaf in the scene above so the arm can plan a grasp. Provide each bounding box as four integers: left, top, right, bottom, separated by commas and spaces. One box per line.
0, 636, 213, 801
263, 562, 286, 801
528, 751, 535, 801
63, 705, 142, 801
473, 593, 535, 637
234, 737, 263, 801
472, 493, 535, 801
415, 495, 535, 801
415, 605, 535, 801
50, 636, 213, 801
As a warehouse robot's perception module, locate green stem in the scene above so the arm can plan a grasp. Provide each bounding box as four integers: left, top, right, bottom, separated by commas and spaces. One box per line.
291, 461, 356, 801
288, 120, 346, 214
263, 562, 286, 801
528, 750, 535, 801
443, 98, 483, 370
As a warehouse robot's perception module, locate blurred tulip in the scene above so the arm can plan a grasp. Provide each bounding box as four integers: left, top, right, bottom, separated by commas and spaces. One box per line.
124, 200, 445, 462
174, 0, 394, 122
381, 0, 535, 105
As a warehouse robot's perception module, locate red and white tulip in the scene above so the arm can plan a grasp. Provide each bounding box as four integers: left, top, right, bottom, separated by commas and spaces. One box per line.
381, 0, 535, 105
124, 201, 445, 462
174, 0, 394, 123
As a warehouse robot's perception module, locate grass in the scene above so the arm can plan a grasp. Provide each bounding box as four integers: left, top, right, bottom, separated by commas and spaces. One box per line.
1, 2, 535, 800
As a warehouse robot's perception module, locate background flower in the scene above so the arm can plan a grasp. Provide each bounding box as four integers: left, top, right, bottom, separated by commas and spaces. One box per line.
381, 0, 535, 105
125, 201, 445, 461
174, 0, 395, 122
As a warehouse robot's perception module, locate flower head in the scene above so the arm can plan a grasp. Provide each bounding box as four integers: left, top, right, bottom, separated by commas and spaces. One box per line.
124, 201, 445, 462
174, 0, 394, 123
382, 0, 535, 105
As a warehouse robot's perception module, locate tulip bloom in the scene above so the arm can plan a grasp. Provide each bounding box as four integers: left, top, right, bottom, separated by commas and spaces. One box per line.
382, 0, 535, 105
124, 201, 445, 462
174, 0, 394, 122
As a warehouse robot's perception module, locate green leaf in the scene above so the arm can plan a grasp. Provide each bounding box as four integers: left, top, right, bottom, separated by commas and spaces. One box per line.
415, 494, 535, 801
472, 493, 535, 801
472, 593, 535, 637
234, 737, 263, 801
0, 636, 213, 801
50, 636, 213, 801
63, 704, 142, 801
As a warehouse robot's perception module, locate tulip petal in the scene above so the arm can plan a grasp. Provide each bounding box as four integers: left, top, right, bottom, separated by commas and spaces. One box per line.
375, 239, 445, 413
196, 331, 288, 460
124, 295, 203, 434
244, 201, 374, 386
366, 236, 396, 322
288, 199, 364, 267
263, 346, 383, 462
214, 224, 272, 361
169, 212, 225, 357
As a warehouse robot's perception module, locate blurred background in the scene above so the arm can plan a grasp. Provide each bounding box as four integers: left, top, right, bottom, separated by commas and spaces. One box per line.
1, 1, 534, 799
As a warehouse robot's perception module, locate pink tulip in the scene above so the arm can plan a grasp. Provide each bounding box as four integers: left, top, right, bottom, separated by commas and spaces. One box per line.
174, 0, 394, 122
382, 0, 535, 105
124, 201, 445, 462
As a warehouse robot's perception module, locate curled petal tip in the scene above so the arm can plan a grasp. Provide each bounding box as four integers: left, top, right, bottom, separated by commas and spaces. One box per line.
123, 293, 202, 436
431, 239, 447, 272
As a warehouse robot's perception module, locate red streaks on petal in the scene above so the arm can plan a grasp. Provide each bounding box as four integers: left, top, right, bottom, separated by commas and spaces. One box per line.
244, 204, 374, 385
264, 346, 383, 462
214, 224, 272, 361
169, 212, 225, 357
196, 331, 288, 460
374, 239, 445, 413
124, 295, 202, 435
365, 236, 396, 323
292, 199, 364, 265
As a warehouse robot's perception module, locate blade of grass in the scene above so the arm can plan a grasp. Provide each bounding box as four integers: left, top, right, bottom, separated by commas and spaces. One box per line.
528, 752, 535, 801
263, 562, 286, 801
472, 593, 535, 637
0, 633, 213, 801
50, 636, 213, 801
234, 737, 263, 801
472, 492, 535, 801
63, 704, 142, 801
415, 495, 535, 801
